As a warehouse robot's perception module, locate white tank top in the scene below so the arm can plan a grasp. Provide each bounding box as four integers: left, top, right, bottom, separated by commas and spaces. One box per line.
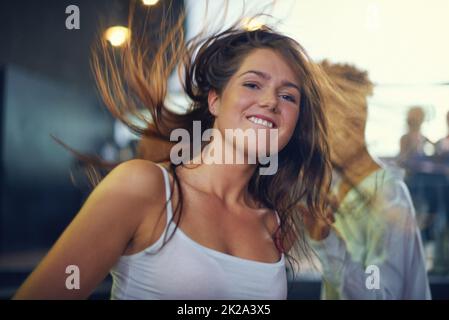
110, 165, 287, 300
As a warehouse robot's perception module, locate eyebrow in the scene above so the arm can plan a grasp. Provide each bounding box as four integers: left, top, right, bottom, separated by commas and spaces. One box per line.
238, 70, 301, 93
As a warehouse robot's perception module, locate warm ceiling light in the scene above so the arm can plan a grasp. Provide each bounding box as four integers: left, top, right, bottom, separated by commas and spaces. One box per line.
104, 26, 130, 47
142, 0, 159, 5
242, 17, 264, 31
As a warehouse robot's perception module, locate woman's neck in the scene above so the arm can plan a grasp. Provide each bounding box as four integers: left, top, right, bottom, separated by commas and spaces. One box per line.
177, 140, 259, 208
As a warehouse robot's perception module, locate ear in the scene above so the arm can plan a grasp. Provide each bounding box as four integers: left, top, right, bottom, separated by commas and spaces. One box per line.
207, 89, 220, 116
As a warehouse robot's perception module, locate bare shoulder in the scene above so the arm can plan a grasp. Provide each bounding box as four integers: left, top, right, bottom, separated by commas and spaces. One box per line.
12, 159, 168, 299
98, 159, 170, 255
78, 158, 168, 246
101, 159, 166, 201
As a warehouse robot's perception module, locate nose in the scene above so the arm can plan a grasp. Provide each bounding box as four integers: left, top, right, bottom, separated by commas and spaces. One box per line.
259, 89, 278, 113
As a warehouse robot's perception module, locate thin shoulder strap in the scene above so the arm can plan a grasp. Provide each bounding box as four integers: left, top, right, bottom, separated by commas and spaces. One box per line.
156, 164, 174, 223
274, 210, 281, 226
273, 211, 284, 254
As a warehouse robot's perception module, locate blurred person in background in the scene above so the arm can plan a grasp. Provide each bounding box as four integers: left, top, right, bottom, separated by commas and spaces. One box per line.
398, 107, 437, 244
398, 106, 433, 165
431, 110, 449, 275
435, 111, 449, 157
302, 61, 431, 299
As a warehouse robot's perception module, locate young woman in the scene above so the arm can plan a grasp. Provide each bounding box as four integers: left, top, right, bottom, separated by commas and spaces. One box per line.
13, 16, 332, 299
304, 61, 431, 299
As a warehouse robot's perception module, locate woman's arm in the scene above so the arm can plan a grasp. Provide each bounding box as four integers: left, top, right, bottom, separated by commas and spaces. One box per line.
13, 159, 164, 299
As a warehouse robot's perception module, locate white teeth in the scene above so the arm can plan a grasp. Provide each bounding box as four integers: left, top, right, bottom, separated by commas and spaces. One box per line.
248, 116, 274, 128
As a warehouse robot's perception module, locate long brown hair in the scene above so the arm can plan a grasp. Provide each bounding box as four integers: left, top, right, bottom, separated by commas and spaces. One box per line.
87, 3, 333, 274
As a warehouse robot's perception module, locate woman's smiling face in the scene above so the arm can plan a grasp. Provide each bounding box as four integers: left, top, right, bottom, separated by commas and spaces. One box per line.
208, 48, 301, 157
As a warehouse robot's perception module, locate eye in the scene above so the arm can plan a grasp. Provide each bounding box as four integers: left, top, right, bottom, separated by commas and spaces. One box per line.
243, 82, 260, 90
280, 94, 297, 103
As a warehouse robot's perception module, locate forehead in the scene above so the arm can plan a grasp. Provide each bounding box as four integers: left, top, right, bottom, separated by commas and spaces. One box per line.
236, 48, 299, 84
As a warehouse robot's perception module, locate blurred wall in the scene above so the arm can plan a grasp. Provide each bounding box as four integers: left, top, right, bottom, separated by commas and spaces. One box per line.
0, 0, 185, 253
0, 0, 121, 253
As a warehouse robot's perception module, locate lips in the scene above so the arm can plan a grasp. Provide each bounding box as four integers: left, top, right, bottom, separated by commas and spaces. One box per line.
246, 115, 277, 128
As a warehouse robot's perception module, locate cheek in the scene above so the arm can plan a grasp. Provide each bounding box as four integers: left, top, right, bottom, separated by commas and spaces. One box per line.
278, 107, 299, 149
219, 92, 252, 123
283, 107, 300, 135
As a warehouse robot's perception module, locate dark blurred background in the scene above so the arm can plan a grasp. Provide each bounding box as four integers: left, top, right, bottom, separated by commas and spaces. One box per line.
1, 0, 113, 254
0, 0, 185, 299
